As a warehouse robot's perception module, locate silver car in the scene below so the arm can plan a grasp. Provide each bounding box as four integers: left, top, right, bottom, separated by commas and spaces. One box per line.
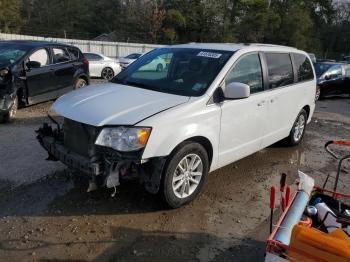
83, 52, 121, 80
118, 53, 143, 69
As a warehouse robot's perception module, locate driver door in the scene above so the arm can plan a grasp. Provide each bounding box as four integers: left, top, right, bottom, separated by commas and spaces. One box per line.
218, 53, 270, 167
25, 48, 55, 100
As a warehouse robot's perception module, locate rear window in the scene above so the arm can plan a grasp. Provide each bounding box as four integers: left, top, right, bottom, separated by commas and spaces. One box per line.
293, 53, 314, 82
265, 53, 294, 89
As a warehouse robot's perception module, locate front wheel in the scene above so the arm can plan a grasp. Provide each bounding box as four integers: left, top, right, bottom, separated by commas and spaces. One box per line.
285, 109, 308, 146
315, 85, 321, 101
161, 142, 209, 208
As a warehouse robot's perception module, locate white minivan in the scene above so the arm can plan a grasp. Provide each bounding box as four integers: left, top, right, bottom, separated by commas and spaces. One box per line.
37, 43, 316, 208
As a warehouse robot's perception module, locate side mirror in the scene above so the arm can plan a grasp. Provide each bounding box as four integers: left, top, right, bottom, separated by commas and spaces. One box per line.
26, 60, 41, 70
223, 82, 250, 99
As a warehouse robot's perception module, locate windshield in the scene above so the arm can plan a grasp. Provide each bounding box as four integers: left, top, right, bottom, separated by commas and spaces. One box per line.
314, 63, 335, 77
0, 43, 30, 67
112, 48, 234, 96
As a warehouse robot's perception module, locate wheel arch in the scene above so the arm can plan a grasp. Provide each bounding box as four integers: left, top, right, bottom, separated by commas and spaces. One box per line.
302, 105, 310, 118
168, 136, 214, 168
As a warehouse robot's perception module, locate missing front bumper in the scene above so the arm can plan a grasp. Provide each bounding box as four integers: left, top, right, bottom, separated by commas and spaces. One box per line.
36, 120, 167, 194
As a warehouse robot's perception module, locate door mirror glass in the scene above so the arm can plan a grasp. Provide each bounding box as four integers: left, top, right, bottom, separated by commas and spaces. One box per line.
223, 82, 250, 99
26, 60, 41, 69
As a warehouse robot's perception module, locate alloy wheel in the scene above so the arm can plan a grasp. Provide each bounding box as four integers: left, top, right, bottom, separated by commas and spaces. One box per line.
293, 114, 305, 142
315, 86, 321, 101
172, 154, 203, 199
102, 68, 114, 80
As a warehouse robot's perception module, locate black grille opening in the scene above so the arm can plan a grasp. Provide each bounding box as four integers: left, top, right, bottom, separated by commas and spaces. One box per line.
63, 118, 99, 157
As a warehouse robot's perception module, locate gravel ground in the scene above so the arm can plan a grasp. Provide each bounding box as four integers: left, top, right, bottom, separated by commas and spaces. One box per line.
0, 82, 349, 262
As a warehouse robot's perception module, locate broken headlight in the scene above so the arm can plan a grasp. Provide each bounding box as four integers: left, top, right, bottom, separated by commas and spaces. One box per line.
0, 68, 9, 82
95, 127, 151, 152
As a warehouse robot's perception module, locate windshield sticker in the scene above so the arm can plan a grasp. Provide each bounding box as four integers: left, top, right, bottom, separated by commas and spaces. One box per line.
197, 51, 222, 59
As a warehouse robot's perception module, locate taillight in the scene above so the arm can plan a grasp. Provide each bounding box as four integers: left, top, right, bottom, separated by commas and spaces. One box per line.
83, 59, 89, 65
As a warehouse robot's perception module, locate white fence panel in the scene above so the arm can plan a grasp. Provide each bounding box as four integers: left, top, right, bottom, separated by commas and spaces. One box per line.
0, 33, 163, 58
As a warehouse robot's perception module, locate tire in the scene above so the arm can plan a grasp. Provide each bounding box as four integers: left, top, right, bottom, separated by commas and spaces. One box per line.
161, 142, 209, 208
0, 95, 18, 123
101, 67, 114, 80
156, 63, 163, 72
285, 109, 308, 146
315, 86, 321, 101
74, 78, 87, 90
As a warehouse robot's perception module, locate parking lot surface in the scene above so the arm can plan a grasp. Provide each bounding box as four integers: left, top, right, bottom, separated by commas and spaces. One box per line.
0, 82, 349, 261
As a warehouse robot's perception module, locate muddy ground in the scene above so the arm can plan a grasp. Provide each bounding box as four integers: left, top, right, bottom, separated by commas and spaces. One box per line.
0, 83, 349, 261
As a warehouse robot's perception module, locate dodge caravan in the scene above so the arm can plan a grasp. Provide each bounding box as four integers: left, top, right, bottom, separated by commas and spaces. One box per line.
37, 43, 316, 208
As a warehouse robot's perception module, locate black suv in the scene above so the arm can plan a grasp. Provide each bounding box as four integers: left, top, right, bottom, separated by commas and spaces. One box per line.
314, 62, 350, 100
0, 40, 89, 122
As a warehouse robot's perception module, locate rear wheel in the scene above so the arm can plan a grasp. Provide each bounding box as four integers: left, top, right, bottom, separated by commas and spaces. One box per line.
0, 95, 18, 123
285, 109, 307, 146
101, 67, 114, 80
161, 142, 209, 208
74, 78, 87, 90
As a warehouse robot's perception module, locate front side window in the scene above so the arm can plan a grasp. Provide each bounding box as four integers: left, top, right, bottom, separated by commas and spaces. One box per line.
293, 53, 314, 82
113, 48, 234, 96
29, 48, 49, 67
326, 65, 342, 77
52, 47, 71, 63
265, 53, 294, 89
225, 53, 263, 94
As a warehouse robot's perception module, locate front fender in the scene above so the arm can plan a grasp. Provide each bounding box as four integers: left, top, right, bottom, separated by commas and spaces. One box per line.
138, 99, 221, 172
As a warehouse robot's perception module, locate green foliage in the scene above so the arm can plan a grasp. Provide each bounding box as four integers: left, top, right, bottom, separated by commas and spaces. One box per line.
1, 0, 348, 58
0, 0, 22, 33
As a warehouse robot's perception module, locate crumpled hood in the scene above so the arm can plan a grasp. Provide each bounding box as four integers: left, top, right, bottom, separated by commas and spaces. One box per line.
52, 83, 189, 126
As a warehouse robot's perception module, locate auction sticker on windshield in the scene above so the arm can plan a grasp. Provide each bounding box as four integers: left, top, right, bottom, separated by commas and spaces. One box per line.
197, 51, 222, 59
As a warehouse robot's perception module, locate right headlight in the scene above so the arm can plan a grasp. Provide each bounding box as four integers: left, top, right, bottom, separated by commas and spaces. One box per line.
95, 126, 151, 152
0, 69, 9, 82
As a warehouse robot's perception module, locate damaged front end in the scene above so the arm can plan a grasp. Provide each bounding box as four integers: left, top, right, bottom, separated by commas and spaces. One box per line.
0, 68, 17, 115
36, 116, 166, 194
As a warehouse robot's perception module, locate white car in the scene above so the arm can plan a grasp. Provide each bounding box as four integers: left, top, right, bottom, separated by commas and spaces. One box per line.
118, 53, 143, 69
83, 52, 121, 80
139, 55, 167, 72
37, 43, 316, 208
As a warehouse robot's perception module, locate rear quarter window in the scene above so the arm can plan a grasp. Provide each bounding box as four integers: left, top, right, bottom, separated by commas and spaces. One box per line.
68, 48, 80, 60
292, 53, 314, 82
265, 53, 294, 89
